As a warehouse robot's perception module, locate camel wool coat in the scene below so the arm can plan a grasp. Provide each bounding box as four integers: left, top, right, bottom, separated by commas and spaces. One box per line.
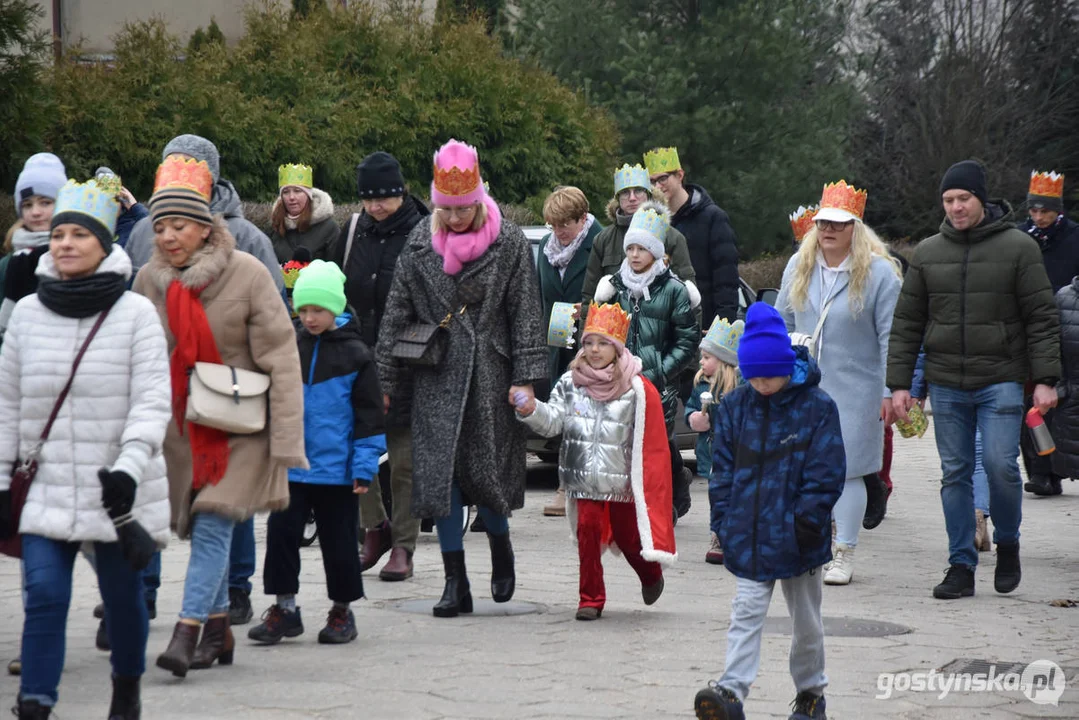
133, 217, 307, 537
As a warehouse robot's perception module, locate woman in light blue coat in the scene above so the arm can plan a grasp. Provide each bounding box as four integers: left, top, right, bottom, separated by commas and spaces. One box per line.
776, 182, 902, 586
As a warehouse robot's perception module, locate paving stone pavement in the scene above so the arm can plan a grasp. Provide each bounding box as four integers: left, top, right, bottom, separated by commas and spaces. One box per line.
2, 423, 1078, 719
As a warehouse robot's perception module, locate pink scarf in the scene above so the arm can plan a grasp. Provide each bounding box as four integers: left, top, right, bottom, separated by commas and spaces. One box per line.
571, 346, 643, 402
431, 195, 503, 275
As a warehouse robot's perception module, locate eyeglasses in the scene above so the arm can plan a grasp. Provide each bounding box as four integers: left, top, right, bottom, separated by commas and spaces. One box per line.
650, 174, 671, 185
436, 206, 477, 218
618, 188, 648, 199
545, 217, 585, 231
815, 220, 854, 232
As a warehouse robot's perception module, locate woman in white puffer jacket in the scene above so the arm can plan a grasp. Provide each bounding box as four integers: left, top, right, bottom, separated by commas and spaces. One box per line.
0, 178, 171, 720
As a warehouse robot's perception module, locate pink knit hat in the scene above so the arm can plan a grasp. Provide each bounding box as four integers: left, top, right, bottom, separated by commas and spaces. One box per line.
431, 139, 486, 207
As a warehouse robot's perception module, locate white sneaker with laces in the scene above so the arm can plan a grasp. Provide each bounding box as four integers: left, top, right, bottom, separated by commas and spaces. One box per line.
824, 543, 855, 585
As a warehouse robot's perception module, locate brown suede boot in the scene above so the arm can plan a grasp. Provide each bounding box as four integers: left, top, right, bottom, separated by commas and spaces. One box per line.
156, 622, 200, 678
190, 615, 235, 670
360, 522, 392, 571
379, 547, 414, 581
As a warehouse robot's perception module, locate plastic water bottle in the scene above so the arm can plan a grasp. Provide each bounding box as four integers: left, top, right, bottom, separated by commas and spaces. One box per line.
1026, 407, 1056, 456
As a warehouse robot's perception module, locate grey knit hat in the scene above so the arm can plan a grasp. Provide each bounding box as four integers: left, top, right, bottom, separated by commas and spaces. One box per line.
15, 153, 67, 204
162, 134, 220, 183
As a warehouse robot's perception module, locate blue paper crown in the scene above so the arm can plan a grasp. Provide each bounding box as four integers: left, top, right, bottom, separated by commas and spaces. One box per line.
614, 163, 651, 195
54, 179, 120, 236
701, 316, 745, 365
627, 205, 669, 240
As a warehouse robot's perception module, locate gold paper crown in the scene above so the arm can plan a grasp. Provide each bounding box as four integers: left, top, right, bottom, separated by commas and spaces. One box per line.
95, 172, 122, 197
1029, 170, 1064, 199
153, 156, 213, 201
279, 163, 313, 189
433, 164, 481, 197
583, 302, 631, 345
643, 147, 681, 176
820, 180, 867, 220
789, 205, 819, 242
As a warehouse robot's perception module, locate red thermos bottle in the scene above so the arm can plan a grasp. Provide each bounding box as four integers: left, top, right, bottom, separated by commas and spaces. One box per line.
1026, 408, 1056, 456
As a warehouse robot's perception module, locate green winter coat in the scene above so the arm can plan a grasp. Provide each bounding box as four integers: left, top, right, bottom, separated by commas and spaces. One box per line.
537, 219, 603, 386
595, 268, 701, 427
887, 201, 1061, 391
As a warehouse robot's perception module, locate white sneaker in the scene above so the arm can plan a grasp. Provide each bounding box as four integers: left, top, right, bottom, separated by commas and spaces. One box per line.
824, 543, 855, 585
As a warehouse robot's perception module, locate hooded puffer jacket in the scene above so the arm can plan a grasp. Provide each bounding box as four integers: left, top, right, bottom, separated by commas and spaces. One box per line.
270, 188, 340, 264
1051, 278, 1079, 479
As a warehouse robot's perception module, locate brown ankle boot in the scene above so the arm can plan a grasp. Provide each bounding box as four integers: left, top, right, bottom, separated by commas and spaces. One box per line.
156, 622, 200, 678
190, 615, 235, 669
360, 522, 392, 571
379, 547, 414, 581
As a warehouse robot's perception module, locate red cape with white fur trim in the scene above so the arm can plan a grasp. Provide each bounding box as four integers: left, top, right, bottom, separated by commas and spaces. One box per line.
629, 374, 677, 564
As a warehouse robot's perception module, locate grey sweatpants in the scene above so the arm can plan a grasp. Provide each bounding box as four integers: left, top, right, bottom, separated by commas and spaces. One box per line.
718, 568, 828, 701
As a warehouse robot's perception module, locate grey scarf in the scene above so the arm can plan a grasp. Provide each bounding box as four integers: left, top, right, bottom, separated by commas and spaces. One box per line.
618, 257, 669, 301
12, 227, 50, 251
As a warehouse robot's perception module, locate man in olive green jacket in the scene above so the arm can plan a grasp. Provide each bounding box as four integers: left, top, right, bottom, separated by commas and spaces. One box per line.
888, 160, 1061, 602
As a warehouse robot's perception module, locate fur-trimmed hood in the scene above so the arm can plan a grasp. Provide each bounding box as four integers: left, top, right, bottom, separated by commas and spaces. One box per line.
272, 187, 335, 229
143, 215, 236, 293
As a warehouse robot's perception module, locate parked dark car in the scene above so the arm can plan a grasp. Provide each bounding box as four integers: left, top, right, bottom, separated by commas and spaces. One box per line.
523, 226, 776, 470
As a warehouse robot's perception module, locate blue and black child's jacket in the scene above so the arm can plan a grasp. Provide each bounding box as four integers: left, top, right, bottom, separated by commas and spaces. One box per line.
289, 313, 387, 486
710, 346, 846, 581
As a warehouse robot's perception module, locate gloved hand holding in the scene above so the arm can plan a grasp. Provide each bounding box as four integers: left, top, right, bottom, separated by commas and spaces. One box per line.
794, 516, 825, 551
98, 468, 155, 571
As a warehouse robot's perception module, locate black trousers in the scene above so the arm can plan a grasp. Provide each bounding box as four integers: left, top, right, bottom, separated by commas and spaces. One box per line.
263, 482, 364, 604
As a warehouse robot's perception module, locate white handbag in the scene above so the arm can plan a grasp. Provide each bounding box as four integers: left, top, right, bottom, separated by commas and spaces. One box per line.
186, 362, 271, 434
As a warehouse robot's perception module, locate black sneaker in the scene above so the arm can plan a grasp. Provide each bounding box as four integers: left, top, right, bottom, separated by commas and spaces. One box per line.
247, 605, 304, 645
228, 587, 254, 626
789, 691, 827, 719
93, 603, 105, 619
933, 565, 975, 599
317, 606, 358, 644
694, 682, 745, 720
994, 541, 1021, 593
96, 619, 110, 651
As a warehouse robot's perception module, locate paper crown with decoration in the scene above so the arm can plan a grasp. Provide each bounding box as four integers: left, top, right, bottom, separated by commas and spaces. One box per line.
614, 163, 651, 195
52, 179, 120, 240
582, 302, 631, 346
814, 180, 867, 224
623, 201, 670, 260
278, 163, 313, 189
150, 156, 214, 225
93, 170, 122, 197
431, 139, 485, 207
789, 205, 819, 242
1029, 170, 1065, 211
700, 316, 745, 367
643, 147, 682, 177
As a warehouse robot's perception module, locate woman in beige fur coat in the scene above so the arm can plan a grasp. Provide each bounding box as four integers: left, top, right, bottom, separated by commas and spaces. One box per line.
132, 156, 306, 680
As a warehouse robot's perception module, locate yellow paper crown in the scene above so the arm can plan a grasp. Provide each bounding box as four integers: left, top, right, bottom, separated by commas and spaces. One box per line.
583, 302, 631, 345
1029, 170, 1064, 199
94, 172, 122, 197
153, 156, 213, 201
820, 180, 867, 221
279, 163, 313, 189
789, 205, 819, 242
643, 147, 681, 176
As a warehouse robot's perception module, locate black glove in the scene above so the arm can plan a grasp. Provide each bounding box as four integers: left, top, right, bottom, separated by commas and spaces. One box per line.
794, 516, 825, 551
97, 468, 155, 571
0, 489, 11, 539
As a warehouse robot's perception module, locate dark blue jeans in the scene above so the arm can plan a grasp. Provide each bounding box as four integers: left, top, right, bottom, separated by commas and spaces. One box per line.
21, 535, 148, 706
930, 382, 1024, 568
435, 484, 509, 552
229, 516, 256, 594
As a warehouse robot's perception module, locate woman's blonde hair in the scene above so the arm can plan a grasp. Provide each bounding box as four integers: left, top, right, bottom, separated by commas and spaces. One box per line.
694, 352, 739, 397
543, 186, 589, 225
4, 219, 23, 254
431, 201, 488, 235
786, 221, 901, 316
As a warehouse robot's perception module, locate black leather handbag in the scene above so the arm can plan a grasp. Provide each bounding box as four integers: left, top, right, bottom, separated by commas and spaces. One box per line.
390, 279, 485, 368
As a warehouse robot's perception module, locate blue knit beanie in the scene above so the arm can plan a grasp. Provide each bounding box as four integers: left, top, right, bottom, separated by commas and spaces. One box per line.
15, 153, 67, 205
738, 303, 796, 379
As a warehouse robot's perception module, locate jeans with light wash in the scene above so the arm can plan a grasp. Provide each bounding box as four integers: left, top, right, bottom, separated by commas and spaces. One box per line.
229, 517, 256, 594
21, 535, 148, 706
973, 430, 990, 516
929, 382, 1023, 568
435, 484, 509, 552
181, 512, 236, 622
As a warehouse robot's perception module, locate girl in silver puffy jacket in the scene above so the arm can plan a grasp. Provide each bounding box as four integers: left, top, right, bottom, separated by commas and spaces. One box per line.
516, 302, 677, 621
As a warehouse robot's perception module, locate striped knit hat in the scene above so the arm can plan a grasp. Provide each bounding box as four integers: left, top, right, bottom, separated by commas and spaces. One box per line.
150, 156, 214, 225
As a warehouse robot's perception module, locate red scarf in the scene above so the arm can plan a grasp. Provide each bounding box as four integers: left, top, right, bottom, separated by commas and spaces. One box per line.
166, 280, 230, 490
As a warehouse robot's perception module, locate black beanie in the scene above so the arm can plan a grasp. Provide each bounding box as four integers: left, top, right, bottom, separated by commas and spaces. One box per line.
356, 152, 406, 199
939, 160, 988, 207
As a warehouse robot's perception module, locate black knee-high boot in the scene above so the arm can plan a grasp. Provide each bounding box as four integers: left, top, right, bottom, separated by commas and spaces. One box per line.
488, 532, 515, 603
433, 551, 473, 618
108, 675, 141, 720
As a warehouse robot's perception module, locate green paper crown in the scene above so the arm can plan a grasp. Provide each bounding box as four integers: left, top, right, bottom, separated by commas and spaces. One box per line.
94, 172, 122, 197
614, 163, 650, 195
278, 163, 313, 189
643, 147, 681, 176
54, 179, 120, 236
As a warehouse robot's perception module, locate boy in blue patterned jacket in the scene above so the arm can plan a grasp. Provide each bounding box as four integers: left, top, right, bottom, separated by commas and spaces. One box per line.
694, 303, 845, 720
249, 260, 386, 647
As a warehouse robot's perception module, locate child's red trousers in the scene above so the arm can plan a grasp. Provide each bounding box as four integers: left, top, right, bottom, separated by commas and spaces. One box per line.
576, 498, 663, 610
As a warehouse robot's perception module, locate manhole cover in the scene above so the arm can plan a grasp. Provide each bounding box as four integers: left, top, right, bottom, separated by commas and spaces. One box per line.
395, 598, 543, 616
763, 616, 912, 637
940, 659, 1027, 676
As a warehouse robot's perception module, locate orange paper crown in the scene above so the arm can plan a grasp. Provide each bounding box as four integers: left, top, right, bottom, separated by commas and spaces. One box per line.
583, 302, 631, 345
819, 180, 867, 221
1029, 170, 1064, 199
153, 156, 213, 201
433, 164, 481, 198
789, 205, 818, 242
